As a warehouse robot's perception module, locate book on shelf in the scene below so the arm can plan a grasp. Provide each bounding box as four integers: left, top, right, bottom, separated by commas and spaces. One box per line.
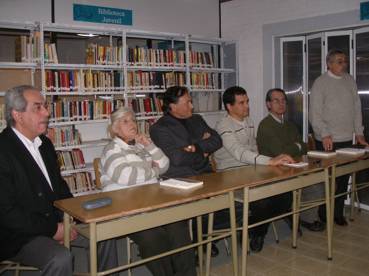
57, 149, 86, 171
64, 171, 95, 194
86, 43, 122, 65
160, 178, 203, 190
126, 71, 185, 90
127, 47, 186, 67
15, 32, 40, 62
190, 72, 217, 90
44, 70, 123, 93
335, 148, 366, 156
47, 125, 81, 147
190, 51, 214, 68
44, 43, 58, 64
307, 150, 337, 158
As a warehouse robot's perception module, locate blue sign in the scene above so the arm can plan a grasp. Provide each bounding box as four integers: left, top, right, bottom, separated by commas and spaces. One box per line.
361, 1, 369, 20
73, 4, 133, 26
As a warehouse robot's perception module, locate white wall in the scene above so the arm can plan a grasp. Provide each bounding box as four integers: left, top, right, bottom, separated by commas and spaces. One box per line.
54, 0, 219, 37
0, 0, 219, 37
0, 0, 51, 22
221, 0, 363, 126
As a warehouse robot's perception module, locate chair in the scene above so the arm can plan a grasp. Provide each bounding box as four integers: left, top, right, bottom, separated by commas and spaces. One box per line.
93, 158, 134, 276
0, 260, 38, 276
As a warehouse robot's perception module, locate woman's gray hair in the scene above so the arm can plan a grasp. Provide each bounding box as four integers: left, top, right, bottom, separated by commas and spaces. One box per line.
108, 106, 135, 138
5, 85, 37, 126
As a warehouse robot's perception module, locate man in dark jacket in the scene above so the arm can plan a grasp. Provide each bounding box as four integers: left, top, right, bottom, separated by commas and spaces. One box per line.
150, 86, 242, 256
0, 85, 116, 275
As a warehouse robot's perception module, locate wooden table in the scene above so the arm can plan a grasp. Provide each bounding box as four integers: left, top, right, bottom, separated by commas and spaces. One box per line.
55, 179, 242, 276
189, 160, 334, 276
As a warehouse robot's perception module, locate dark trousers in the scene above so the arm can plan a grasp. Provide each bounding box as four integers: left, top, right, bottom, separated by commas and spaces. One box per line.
130, 220, 196, 276
11, 235, 117, 276
315, 140, 352, 220
249, 192, 292, 237
192, 193, 291, 240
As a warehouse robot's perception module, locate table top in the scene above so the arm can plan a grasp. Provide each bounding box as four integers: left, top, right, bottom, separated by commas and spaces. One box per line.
55, 157, 330, 223
55, 154, 369, 223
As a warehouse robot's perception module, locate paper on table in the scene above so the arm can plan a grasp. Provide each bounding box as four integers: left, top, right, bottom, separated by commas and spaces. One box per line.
307, 151, 337, 158
335, 148, 366, 156
160, 178, 203, 190
283, 162, 309, 168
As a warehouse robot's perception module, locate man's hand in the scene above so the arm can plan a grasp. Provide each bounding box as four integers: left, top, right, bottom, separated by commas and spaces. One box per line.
322, 136, 333, 151
202, 132, 211, 140
53, 222, 78, 244
268, 154, 295, 166
183, 145, 196, 152
356, 134, 369, 146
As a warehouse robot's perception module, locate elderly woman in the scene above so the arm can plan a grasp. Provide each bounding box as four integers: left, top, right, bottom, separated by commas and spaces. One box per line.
100, 106, 196, 276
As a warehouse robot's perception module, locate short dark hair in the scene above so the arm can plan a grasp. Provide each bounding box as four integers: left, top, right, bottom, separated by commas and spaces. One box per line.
265, 88, 287, 103
162, 86, 189, 114
222, 86, 247, 112
326, 49, 345, 64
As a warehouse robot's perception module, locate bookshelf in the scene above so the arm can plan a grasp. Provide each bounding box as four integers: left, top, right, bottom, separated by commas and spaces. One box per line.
0, 21, 237, 195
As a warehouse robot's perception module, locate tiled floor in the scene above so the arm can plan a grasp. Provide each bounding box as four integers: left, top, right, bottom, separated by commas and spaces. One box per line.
210, 209, 369, 276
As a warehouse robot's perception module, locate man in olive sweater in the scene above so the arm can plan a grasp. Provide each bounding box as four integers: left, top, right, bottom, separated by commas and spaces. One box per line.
257, 88, 324, 232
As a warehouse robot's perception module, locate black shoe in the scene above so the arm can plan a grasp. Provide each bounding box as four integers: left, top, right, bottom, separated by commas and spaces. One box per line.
334, 217, 348, 226
249, 236, 264, 253
300, 220, 325, 232
283, 217, 303, 236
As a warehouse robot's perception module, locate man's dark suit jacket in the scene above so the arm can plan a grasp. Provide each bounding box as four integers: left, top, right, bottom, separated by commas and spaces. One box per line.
150, 114, 222, 178
0, 127, 72, 261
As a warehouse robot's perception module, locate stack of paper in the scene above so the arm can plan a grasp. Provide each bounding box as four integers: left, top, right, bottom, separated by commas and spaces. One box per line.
160, 178, 203, 190
307, 151, 337, 158
283, 162, 309, 168
335, 148, 366, 156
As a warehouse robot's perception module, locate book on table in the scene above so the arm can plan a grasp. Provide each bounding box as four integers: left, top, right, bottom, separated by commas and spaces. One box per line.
160, 178, 203, 190
335, 148, 366, 156
283, 162, 309, 168
307, 150, 337, 158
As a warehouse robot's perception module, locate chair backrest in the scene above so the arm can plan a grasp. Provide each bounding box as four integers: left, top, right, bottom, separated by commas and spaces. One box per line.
307, 133, 316, 151
93, 158, 102, 189
210, 154, 217, 172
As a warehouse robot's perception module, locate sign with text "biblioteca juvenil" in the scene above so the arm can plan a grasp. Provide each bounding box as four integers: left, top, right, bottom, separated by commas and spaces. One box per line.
73, 4, 133, 26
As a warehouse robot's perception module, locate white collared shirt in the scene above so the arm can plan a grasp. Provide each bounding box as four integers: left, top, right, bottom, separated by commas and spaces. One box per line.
12, 127, 53, 190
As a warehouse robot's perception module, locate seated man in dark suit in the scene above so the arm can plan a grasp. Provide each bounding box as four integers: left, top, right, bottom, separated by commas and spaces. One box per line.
257, 88, 324, 232
150, 86, 242, 256
0, 85, 117, 276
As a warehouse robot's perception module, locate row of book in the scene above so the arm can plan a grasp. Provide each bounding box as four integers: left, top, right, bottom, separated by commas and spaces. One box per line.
57, 149, 86, 171
189, 51, 214, 68
191, 72, 217, 90
0, 104, 4, 125
48, 98, 162, 122
64, 172, 95, 194
49, 99, 124, 122
127, 47, 186, 67
137, 119, 158, 135
47, 126, 81, 147
44, 70, 123, 92
15, 33, 41, 63
126, 71, 185, 90
86, 43, 123, 65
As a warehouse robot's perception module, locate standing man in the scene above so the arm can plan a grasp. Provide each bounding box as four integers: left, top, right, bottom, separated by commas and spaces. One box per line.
310, 49, 368, 226
0, 85, 117, 275
214, 86, 294, 252
257, 88, 324, 232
